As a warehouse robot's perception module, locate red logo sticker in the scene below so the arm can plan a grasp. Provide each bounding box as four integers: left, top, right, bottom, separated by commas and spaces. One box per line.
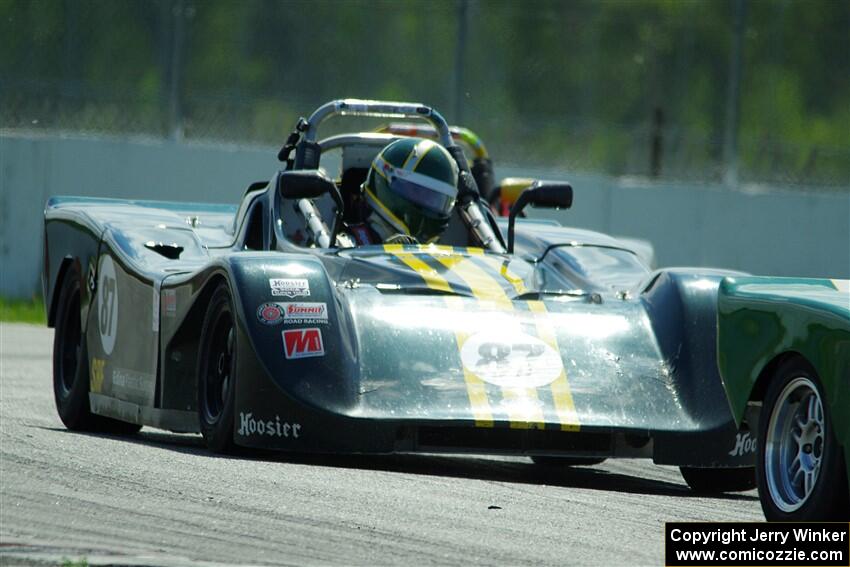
257, 303, 283, 326
282, 328, 325, 359
283, 302, 328, 322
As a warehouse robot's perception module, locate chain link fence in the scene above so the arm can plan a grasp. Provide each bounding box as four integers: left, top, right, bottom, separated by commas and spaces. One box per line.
2, 0, 848, 189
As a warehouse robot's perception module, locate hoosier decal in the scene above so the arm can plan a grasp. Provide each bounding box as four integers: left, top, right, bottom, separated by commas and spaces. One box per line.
729, 431, 758, 457
237, 412, 301, 438
269, 278, 310, 298
282, 328, 325, 359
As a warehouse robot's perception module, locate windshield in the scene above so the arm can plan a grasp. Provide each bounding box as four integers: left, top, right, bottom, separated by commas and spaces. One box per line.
545, 246, 650, 291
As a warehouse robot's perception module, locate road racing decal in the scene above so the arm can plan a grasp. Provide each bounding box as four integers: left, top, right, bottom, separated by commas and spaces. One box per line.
460, 330, 563, 389
97, 254, 118, 355
257, 303, 284, 325
269, 278, 310, 298
282, 327, 324, 359
282, 302, 328, 324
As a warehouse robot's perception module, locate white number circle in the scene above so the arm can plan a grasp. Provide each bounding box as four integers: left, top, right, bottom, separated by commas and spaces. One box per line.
460, 330, 563, 388
97, 255, 118, 355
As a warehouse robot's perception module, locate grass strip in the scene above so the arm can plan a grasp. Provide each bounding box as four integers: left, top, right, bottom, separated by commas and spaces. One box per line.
0, 296, 46, 324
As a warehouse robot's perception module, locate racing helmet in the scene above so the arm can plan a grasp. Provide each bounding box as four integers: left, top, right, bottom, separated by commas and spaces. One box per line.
363, 137, 459, 243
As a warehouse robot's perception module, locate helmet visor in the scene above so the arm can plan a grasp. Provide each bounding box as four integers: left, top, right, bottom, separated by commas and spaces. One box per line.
388, 175, 456, 217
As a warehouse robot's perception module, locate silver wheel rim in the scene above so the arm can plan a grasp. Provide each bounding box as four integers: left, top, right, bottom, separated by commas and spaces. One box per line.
765, 376, 825, 512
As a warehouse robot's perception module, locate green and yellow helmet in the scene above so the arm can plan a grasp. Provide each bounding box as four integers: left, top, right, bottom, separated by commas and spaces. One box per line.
363, 137, 459, 243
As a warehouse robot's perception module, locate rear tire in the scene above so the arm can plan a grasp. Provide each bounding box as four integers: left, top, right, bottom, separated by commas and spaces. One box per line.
531, 456, 607, 467
52, 263, 141, 434
680, 466, 756, 493
756, 358, 849, 521
197, 283, 238, 454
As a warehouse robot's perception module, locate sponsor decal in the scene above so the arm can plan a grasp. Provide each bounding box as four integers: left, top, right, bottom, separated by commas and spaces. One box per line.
460, 330, 564, 388
97, 255, 118, 355
282, 327, 325, 359
90, 358, 106, 393
269, 278, 310, 298
111, 367, 150, 394
237, 412, 301, 438
283, 302, 328, 324
729, 431, 757, 457
87, 260, 97, 293
163, 289, 177, 317
257, 303, 284, 325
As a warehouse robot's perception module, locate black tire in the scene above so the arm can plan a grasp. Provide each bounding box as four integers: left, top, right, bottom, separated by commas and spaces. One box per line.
531, 456, 607, 467
680, 466, 756, 493
197, 283, 238, 453
756, 357, 849, 521
53, 263, 141, 434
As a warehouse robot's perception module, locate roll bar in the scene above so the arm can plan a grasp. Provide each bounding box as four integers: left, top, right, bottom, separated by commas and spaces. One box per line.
377, 123, 490, 160
290, 98, 506, 253
304, 99, 454, 148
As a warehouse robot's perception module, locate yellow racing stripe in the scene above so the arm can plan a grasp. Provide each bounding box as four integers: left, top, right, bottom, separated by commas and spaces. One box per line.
434, 253, 545, 429
384, 244, 453, 293
527, 301, 580, 431
474, 255, 528, 295
433, 254, 513, 309
443, 296, 494, 427
383, 244, 493, 425
383, 244, 550, 430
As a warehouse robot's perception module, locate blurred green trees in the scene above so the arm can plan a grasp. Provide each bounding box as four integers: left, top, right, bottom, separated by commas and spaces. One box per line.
1, 0, 847, 186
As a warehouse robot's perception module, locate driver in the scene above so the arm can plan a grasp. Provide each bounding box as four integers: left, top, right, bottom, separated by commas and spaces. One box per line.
346, 137, 459, 245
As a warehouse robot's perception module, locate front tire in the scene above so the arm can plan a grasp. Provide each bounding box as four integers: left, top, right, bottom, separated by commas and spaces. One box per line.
197, 283, 238, 453
53, 263, 140, 434
757, 358, 849, 520
680, 466, 756, 493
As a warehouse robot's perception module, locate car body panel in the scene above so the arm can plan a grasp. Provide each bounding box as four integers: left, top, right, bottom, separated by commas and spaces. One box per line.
717, 276, 850, 482
44, 191, 753, 468
43, 99, 755, 469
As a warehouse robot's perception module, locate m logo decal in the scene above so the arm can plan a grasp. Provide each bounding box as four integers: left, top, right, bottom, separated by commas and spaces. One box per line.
282, 328, 325, 359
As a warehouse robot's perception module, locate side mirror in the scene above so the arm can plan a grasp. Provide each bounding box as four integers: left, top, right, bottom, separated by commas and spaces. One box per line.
278, 169, 345, 246
507, 180, 573, 253
278, 170, 337, 200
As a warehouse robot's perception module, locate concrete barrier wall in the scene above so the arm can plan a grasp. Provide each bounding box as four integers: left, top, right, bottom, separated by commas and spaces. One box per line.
2, 132, 848, 298
505, 166, 850, 279
1, 133, 280, 298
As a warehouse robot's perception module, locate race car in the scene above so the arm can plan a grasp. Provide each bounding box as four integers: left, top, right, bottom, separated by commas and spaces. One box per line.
717, 277, 850, 519
45, 98, 754, 492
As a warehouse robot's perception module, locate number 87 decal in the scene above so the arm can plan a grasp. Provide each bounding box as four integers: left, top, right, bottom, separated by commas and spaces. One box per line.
97, 255, 119, 355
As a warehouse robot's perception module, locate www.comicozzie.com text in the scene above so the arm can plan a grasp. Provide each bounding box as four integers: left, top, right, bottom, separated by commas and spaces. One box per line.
669, 527, 848, 546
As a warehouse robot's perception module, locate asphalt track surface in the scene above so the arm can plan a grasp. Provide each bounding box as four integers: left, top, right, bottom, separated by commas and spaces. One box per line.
0, 322, 764, 566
